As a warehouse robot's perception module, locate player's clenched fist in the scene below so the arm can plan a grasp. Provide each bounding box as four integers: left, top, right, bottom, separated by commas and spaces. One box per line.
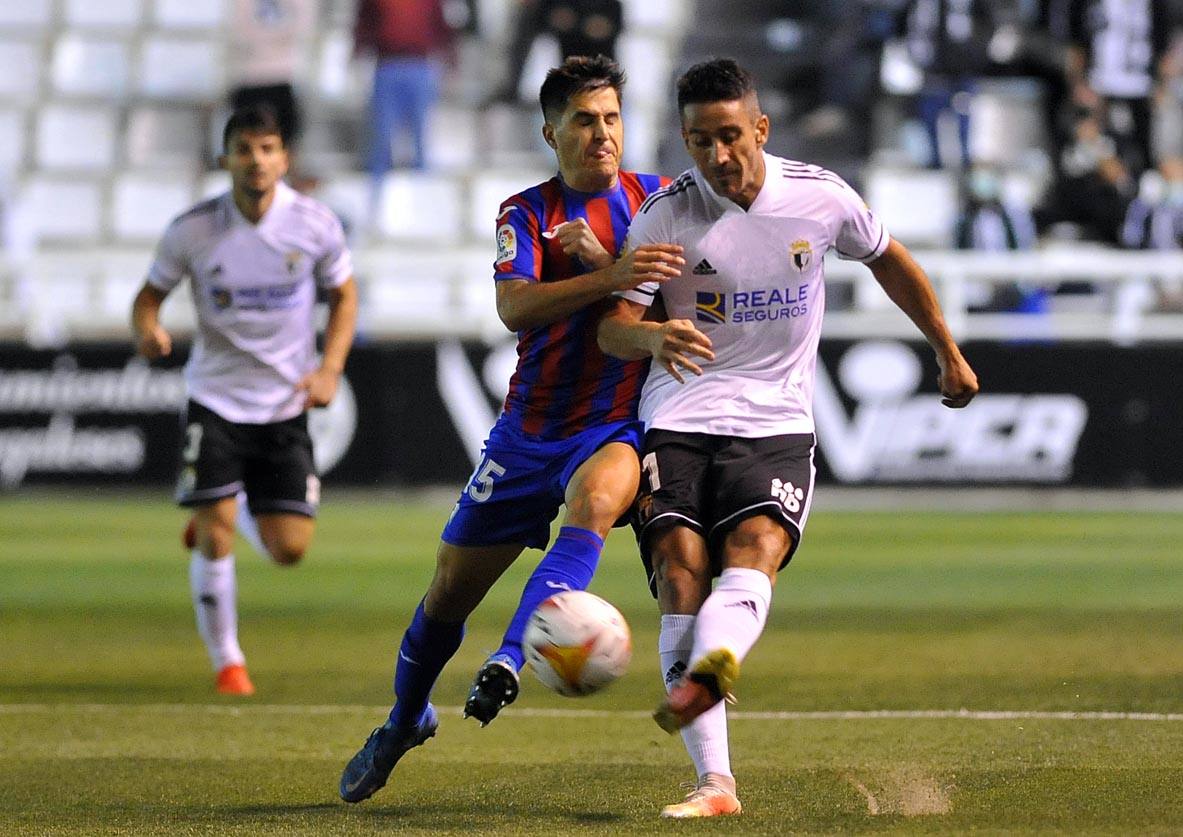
649, 318, 714, 384
137, 324, 172, 360
609, 244, 684, 290
546, 219, 614, 270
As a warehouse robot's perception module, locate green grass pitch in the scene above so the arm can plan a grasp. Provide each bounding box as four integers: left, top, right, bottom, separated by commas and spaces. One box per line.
1, 492, 1181, 834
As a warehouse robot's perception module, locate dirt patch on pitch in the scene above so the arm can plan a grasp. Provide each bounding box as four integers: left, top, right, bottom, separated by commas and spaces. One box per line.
846, 767, 953, 816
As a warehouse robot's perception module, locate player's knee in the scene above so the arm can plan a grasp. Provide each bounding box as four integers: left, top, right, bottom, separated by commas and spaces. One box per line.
566, 485, 628, 531
270, 545, 305, 566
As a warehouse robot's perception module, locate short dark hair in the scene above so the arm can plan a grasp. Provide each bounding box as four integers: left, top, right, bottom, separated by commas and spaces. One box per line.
539, 55, 625, 122
676, 58, 758, 113
222, 105, 285, 152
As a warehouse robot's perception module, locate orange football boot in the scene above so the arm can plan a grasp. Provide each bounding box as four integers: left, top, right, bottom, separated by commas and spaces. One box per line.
216, 664, 256, 696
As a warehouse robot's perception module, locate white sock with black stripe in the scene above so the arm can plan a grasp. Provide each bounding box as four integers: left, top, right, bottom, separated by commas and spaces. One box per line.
660, 613, 732, 782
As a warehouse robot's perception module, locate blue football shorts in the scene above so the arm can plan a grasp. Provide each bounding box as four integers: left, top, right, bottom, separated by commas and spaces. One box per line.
440, 418, 645, 550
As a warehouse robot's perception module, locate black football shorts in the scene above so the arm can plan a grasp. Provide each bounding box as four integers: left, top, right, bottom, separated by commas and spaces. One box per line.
633, 429, 816, 593
175, 400, 319, 517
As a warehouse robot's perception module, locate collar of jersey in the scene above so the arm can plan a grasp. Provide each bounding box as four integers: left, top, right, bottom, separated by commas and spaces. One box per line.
556, 172, 621, 199
693, 150, 779, 215
226, 179, 295, 232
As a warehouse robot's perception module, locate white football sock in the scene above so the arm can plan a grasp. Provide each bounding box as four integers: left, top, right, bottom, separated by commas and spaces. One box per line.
234, 492, 272, 561
660, 613, 732, 781
691, 567, 772, 666
189, 551, 245, 671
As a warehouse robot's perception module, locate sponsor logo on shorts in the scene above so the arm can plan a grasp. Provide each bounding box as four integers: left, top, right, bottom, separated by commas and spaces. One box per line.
771, 477, 805, 513
306, 474, 321, 507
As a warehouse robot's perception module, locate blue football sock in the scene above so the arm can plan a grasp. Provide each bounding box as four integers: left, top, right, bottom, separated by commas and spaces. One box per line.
495, 526, 604, 671
388, 600, 465, 729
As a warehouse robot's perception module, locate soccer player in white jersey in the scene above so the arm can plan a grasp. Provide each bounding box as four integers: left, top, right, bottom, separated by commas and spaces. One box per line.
598, 59, 979, 818
130, 106, 358, 696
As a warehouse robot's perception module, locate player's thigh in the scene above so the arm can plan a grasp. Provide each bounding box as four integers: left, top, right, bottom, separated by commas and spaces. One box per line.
242, 413, 320, 518
255, 513, 315, 565
177, 401, 246, 509
633, 430, 714, 599
562, 441, 641, 534
708, 433, 816, 572
424, 540, 526, 622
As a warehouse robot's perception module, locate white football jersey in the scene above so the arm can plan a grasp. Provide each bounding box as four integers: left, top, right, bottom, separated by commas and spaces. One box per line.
619, 152, 888, 437
147, 181, 353, 424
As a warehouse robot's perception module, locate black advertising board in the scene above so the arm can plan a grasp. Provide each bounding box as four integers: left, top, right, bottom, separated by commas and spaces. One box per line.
1, 339, 1180, 489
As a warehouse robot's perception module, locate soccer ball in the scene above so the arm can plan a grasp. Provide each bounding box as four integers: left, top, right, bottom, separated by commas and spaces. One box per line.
523, 590, 632, 697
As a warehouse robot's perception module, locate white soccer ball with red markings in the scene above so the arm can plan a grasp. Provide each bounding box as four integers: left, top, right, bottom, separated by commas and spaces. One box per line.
523, 590, 632, 697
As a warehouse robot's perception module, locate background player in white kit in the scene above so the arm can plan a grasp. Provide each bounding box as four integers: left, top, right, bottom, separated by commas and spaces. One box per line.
598, 59, 979, 818
130, 106, 358, 696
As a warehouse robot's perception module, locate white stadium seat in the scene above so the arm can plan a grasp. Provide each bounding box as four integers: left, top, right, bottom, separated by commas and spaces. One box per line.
313, 173, 370, 239
468, 170, 551, 239
154, 0, 226, 30
0, 109, 26, 173
864, 166, 958, 249
315, 28, 368, 106
125, 106, 204, 168
137, 37, 223, 99
36, 106, 117, 171
427, 106, 477, 170
110, 172, 195, 241
0, 40, 42, 101
52, 36, 131, 98
199, 170, 231, 198
22, 176, 104, 241
62, 0, 144, 29
0, 0, 53, 29
375, 173, 462, 241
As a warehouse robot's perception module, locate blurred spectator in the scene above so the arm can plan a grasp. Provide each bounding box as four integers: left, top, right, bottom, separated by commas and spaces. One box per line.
492, 0, 624, 103
1039, 105, 1134, 242
228, 0, 315, 150
955, 164, 1048, 311
902, 0, 1006, 168
354, 0, 456, 184
1050, 0, 1175, 178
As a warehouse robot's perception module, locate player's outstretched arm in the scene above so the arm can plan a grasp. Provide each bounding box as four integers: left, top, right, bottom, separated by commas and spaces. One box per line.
597, 299, 714, 384
131, 283, 172, 360
298, 277, 358, 409
496, 244, 684, 332
868, 238, 979, 408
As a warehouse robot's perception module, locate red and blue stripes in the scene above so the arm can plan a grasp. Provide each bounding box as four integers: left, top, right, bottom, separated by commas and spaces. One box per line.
494, 171, 667, 439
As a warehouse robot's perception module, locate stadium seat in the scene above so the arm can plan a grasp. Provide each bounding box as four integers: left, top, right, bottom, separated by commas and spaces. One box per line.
137, 36, 223, 99
618, 34, 670, 108
125, 106, 204, 168
0, 0, 52, 29
0, 40, 42, 102
313, 173, 370, 239
467, 170, 551, 239
427, 106, 477, 170
968, 79, 1048, 168
375, 173, 462, 241
299, 113, 362, 176
110, 172, 195, 241
51, 36, 131, 98
623, 0, 690, 31
0, 109, 26, 173
22, 176, 104, 241
153, 0, 225, 30
36, 106, 117, 171
864, 166, 958, 249
62, 0, 143, 29
199, 170, 231, 198
315, 28, 368, 107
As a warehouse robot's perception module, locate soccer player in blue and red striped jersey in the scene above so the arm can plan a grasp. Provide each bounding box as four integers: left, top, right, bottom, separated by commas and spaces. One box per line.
340, 55, 684, 803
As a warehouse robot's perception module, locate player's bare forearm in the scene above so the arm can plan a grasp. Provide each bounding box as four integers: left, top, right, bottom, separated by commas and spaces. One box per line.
131, 283, 172, 359
321, 278, 358, 375
598, 300, 714, 383
597, 299, 660, 360
869, 239, 979, 407
496, 244, 683, 332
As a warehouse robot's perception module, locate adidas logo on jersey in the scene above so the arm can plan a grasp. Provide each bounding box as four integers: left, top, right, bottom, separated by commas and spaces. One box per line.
692, 259, 717, 275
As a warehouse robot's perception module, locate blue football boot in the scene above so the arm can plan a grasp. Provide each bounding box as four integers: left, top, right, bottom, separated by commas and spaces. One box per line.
339, 704, 438, 803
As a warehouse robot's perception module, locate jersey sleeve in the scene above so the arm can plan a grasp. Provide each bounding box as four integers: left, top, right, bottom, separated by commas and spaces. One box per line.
493, 199, 542, 282
614, 195, 674, 307
831, 179, 889, 263
145, 219, 189, 292
314, 213, 354, 289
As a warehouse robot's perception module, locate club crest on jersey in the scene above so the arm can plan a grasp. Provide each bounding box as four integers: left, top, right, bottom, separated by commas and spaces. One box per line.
285, 251, 304, 275
210, 286, 232, 310
496, 223, 517, 265
790, 239, 812, 272
695, 291, 726, 324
